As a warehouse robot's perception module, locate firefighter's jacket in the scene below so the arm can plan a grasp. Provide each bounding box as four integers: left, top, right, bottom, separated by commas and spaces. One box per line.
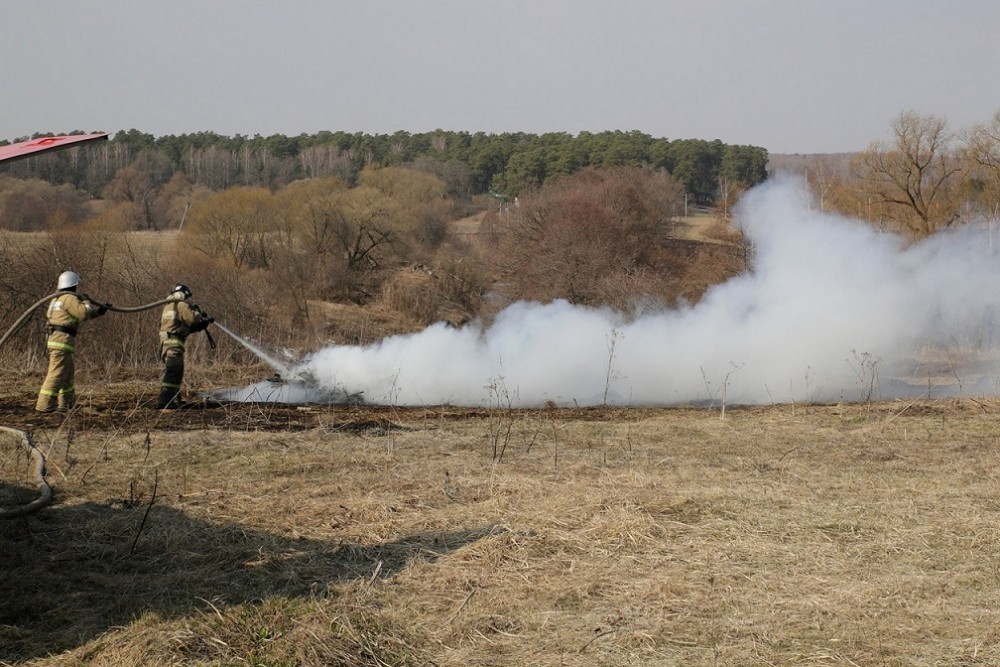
45, 291, 102, 353
160, 300, 210, 351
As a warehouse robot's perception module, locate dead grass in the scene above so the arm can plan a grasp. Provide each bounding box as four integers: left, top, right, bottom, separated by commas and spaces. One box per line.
306, 299, 425, 345
3, 384, 1000, 665
448, 211, 488, 237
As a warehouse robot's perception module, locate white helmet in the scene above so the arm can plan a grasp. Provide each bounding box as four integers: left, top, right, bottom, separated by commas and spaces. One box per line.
57, 271, 80, 290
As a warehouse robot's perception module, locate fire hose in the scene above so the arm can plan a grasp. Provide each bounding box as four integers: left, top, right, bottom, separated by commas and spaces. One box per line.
0, 426, 51, 519
0, 292, 186, 350
0, 293, 194, 519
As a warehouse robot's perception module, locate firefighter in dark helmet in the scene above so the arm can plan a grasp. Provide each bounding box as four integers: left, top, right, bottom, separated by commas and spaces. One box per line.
35, 271, 108, 412
157, 284, 213, 409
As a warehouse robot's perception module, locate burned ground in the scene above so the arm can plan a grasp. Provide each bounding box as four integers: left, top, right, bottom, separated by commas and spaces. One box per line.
0, 373, 655, 434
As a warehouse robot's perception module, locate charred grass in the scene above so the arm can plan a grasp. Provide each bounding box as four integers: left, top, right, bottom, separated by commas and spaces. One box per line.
2, 374, 1000, 665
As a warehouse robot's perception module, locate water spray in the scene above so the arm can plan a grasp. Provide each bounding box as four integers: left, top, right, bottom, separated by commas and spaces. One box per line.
205, 323, 364, 405
211, 322, 294, 379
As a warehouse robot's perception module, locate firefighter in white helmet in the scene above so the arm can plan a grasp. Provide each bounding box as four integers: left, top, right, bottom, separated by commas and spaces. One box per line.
157, 284, 213, 409
35, 271, 108, 412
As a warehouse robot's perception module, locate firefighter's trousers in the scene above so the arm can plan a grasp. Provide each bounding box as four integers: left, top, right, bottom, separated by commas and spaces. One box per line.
36, 341, 76, 412
158, 343, 186, 408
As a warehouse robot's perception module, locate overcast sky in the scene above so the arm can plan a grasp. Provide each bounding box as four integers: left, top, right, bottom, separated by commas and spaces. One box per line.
3, 0, 999, 155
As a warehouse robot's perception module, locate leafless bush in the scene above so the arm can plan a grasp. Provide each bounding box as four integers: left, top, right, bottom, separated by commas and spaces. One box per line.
0, 230, 122, 364
0, 176, 91, 231
485, 166, 685, 312
702, 217, 745, 245
701, 362, 744, 418
431, 242, 490, 320
484, 374, 517, 463
603, 328, 625, 405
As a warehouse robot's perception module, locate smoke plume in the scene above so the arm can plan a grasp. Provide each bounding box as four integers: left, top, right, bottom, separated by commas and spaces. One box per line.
229, 177, 1000, 407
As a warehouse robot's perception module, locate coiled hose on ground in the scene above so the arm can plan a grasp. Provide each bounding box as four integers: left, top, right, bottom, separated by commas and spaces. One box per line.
0, 293, 183, 518
0, 426, 51, 519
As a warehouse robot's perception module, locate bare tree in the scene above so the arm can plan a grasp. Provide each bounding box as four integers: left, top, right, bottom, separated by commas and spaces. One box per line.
332, 187, 396, 272
802, 155, 851, 213
102, 167, 157, 230
962, 110, 1000, 217
850, 111, 964, 235
183, 186, 280, 268
278, 177, 350, 255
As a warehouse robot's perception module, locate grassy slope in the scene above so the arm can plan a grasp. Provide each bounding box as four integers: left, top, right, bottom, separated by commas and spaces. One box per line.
3, 387, 1000, 666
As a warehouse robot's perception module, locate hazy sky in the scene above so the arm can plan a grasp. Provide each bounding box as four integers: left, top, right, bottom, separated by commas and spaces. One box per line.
3, 0, 999, 154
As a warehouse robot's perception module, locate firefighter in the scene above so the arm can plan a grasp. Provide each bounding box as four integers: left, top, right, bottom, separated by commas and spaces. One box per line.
35, 271, 108, 413
157, 284, 213, 409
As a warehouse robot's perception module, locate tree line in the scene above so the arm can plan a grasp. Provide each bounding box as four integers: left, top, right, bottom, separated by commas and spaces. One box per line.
11, 111, 1000, 241
0, 129, 767, 224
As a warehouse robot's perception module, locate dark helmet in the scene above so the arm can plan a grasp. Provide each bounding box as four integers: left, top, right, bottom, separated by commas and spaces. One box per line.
171, 284, 192, 300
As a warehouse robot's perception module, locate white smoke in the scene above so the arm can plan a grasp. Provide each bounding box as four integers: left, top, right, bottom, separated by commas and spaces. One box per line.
238, 177, 1000, 407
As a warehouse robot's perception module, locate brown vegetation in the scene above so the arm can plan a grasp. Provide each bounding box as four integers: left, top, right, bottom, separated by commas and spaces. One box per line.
0, 165, 745, 375
482, 166, 694, 313
2, 372, 999, 665
772, 110, 1000, 239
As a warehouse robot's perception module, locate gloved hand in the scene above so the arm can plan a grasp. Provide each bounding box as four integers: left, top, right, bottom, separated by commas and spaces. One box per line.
95, 304, 109, 317
192, 315, 213, 332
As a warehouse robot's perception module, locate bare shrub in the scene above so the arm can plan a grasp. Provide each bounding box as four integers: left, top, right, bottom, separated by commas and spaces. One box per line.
431, 242, 490, 321
484, 374, 517, 462
485, 166, 684, 312
0, 229, 167, 368
0, 176, 91, 232
701, 217, 744, 245
375, 243, 490, 328
85, 202, 135, 232
158, 250, 294, 363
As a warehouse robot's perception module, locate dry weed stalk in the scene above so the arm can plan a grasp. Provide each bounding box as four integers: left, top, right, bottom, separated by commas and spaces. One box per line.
484, 373, 517, 463
603, 327, 624, 405
700, 361, 744, 419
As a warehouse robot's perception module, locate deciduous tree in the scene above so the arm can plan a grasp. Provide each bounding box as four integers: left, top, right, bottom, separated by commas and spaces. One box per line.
962, 110, 1000, 217
184, 186, 280, 268
102, 166, 157, 230
850, 111, 964, 235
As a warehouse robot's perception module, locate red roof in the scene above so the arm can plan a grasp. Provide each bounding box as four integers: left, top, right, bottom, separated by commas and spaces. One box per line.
0, 133, 109, 164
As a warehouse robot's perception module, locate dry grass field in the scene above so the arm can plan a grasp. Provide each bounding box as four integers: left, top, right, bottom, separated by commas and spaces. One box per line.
3, 369, 1000, 666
